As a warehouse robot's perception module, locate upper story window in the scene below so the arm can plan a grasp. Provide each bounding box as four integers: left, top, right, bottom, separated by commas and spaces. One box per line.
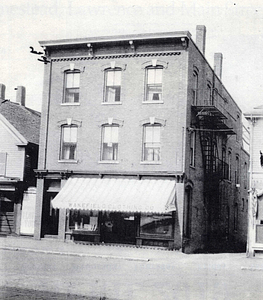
63, 71, 80, 103
228, 150, 232, 181
190, 131, 196, 167
235, 155, 240, 185
206, 82, 212, 105
60, 125, 78, 160
104, 69, 122, 103
192, 70, 198, 105
101, 125, 119, 161
0, 152, 7, 176
145, 67, 163, 102
142, 124, 161, 162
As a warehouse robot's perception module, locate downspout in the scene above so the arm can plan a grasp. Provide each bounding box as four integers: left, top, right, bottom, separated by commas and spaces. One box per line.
246, 115, 254, 257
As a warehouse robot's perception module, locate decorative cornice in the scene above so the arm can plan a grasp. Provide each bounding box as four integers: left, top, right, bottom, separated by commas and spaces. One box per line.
52, 51, 182, 62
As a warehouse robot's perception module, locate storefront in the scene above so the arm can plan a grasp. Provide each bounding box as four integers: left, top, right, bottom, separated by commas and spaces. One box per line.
51, 177, 178, 249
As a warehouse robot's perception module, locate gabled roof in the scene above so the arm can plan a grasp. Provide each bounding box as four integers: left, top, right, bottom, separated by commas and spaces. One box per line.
0, 101, 41, 145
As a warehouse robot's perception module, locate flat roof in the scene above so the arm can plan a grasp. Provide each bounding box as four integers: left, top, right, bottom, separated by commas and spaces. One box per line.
39, 31, 191, 47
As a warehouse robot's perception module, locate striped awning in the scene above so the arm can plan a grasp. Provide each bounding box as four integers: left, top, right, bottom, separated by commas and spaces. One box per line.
51, 177, 176, 214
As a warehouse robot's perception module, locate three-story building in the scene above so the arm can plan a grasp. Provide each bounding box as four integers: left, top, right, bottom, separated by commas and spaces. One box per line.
34, 26, 249, 253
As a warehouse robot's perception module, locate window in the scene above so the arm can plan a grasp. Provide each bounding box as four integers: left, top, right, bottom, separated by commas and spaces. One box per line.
60, 125, 78, 160
145, 67, 163, 101
0, 152, 7, 176
184, 187, 192, 238
140, 213, 173, 237
101, 125, 119, 161
142, 124, 161, 161
243, 162, 248, 189
228, 151, 232, 181
206, 82, 212, 105
64, 71, 80, 103
235, 155, 240, 185
104, 69, 121, 103
192, 70, 198, 105
190, 131, 196, 166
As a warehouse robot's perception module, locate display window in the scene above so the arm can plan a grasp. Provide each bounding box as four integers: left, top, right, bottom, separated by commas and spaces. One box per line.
140, 213, 173, 237
69, 210, 99, 232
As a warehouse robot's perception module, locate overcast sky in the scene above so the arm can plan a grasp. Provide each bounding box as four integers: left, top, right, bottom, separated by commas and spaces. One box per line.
0, 0, 262, 113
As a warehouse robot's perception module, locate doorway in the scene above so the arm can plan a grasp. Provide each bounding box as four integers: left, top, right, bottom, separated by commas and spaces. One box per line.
101, 212, 136, 244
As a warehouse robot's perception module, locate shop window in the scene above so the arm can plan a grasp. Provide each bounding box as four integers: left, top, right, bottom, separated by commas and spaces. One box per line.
60, 125, 78, 160
104, 69, 122, 103
142, 124, 161, 162
145, 67, 163, 102
140, 213, 173, 237
63, 71, 80, 103
69, 210, 99, 232
101, 125, 119, 161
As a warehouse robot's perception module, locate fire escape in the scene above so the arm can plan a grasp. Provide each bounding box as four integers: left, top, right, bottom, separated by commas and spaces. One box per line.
191, 82, 236, 251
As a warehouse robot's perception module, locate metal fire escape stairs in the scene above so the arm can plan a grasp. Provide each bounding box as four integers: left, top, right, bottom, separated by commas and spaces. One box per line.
191, 80, 236, 251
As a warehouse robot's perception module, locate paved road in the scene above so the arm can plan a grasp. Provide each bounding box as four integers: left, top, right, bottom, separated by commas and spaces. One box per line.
1, 249, 263, 299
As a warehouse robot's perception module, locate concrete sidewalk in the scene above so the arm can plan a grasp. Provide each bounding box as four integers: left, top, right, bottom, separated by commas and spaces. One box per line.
0, 235, 183, 262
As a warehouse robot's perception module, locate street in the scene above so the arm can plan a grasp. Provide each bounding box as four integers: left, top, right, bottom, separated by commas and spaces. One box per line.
1, 248, 263, 299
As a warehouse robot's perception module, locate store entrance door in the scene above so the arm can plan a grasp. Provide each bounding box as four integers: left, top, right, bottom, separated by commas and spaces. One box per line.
101, 212, 136, 244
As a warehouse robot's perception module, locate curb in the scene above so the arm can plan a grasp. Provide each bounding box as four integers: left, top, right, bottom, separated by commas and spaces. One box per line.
0, 246, 150, 262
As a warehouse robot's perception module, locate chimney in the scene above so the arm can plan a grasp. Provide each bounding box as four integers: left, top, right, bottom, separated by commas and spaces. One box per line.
196, 25, 206, 55
15, 86, 26, 106
0, 84, 6, 101
214, 53, 223, 79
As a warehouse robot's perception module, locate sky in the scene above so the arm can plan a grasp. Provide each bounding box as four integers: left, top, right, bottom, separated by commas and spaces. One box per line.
0, 0, 262, 113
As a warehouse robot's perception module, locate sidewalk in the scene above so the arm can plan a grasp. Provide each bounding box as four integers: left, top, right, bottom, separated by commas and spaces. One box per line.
0, 235, 183, 262
1, 235, 262, 269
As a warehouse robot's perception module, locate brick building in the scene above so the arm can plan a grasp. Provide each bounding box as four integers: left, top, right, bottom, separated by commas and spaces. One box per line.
34, 25, 249, 253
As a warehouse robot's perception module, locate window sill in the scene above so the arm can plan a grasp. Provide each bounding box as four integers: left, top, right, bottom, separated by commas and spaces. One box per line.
98, 160, 119, 164
58, 160, 78, 164
101, 102, 122, 105
140, 161, 162, 165
142, 101, 164, 104
61, 103, 80, 106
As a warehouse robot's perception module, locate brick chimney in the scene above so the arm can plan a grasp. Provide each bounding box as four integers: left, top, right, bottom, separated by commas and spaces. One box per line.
0, 84, 6, 101
214, 53, 223, 80
196, 25, 206, 55
15, 86, 26, 106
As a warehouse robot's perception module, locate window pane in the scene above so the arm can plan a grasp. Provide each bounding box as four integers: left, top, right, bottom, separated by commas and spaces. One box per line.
143, 125, 161, 161
147, 69, 155, 84
66, 72, 80, 88
155, 68, 162, 84
114, 70, 122, 85
140, 214, 173, 237
106, 71, 114, 86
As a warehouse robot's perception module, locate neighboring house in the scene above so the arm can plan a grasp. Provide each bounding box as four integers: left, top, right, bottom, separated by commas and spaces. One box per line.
34, 25, 249, 253
0, 84, 41, 235
244, 106, 263, 256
